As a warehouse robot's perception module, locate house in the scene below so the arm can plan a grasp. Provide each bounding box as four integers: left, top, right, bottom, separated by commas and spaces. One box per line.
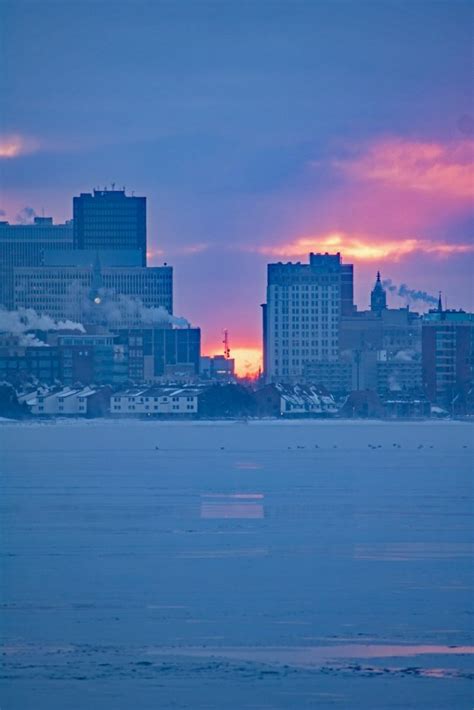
110, 386, 202, 416
27, 386, 111, 417
254, 383, 337, 417
382, 393, 431, 419
340, 390, 384, 418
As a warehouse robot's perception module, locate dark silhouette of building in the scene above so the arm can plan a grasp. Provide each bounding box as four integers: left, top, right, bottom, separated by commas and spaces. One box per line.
0, 216, 73, 307
73, 189, 147, 265
115, 327, 201, 382
422, 307, 474, 409
370, 271, 387, 314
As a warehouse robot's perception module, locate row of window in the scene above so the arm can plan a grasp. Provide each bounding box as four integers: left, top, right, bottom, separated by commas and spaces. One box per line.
112, 404, 195, 411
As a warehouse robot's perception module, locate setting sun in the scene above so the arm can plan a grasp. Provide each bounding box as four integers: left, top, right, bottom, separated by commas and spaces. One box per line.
206, 345, 262, 378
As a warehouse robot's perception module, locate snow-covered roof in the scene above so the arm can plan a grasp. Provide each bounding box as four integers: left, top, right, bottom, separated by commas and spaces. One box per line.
274, 383, 336, 412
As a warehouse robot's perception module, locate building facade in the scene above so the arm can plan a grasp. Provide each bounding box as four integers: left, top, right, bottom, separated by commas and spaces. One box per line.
114, 327, 201, 382
28, 386, 111, 417
56, 334, 128, 385
13, 265, 173, 322
0, 216, 74, 307
73, 189, 147, 264
263, 253, 354, 382
110, 386, 201, 415
0, 341, 61, 384
422, 309, 474, 407
302, 359, 353, 394
200, 355, 236, 381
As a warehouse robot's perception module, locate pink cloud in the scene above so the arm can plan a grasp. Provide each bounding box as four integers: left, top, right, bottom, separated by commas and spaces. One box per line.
0, 134, 39, 159
332, 137, 473, 200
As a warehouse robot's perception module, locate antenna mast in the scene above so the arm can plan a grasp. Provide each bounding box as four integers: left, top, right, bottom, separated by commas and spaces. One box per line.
223, 329, 230, 359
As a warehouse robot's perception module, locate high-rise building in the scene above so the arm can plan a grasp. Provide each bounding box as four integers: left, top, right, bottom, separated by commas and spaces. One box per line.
262, 252, 354, 382
73, 189, 147, 264
422, 307, 474, 407
0, 216, 74, 307
13, 264, 173, 322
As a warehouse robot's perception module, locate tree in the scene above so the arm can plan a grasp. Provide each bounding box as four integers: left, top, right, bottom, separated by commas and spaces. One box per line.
199, 384, 256, 418
0, 382, 26, 419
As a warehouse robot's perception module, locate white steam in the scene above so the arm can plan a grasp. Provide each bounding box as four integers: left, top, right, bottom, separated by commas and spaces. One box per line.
84, 290, 190, 328
393, 349, 417, 362
0, 308, 86, 339
382, 279, 438, 306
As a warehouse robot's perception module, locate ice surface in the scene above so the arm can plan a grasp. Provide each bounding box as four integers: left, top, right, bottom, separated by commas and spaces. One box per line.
0, 420, 473, 709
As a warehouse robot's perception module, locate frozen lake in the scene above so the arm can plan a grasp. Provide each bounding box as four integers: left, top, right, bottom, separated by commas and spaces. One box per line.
1, 419, 473, 709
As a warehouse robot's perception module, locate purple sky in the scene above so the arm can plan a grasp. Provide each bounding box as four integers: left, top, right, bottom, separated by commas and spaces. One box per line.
1, 1, 473, 371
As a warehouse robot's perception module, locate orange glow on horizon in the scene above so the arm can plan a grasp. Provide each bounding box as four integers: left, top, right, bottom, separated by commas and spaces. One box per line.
255, 232, 473, 262
205, 345, 262, 379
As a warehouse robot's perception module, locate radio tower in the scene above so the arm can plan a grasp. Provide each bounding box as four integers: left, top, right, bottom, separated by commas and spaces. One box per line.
223, 329, 230, 359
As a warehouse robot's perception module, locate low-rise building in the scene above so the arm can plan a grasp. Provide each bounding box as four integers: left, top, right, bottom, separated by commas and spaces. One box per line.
255, 383, 337, 417
27, 386, 111, 417
110, 386, 202, 416
382, 393, 431, 419
200, 355, 236, 381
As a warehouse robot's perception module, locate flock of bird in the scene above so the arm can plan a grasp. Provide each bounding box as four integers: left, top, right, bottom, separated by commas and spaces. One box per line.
154, 443, 469, 451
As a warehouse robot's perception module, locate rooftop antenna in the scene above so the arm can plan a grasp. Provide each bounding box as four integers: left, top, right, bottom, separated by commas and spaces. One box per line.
223, 329, 230, 359
111, 182, 115, 190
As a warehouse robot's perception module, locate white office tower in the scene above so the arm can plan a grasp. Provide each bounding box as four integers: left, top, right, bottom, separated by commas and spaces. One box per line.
263, 252, 354, 383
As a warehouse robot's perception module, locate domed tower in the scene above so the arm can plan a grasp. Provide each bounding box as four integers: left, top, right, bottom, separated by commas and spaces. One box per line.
370, 271, 387, 315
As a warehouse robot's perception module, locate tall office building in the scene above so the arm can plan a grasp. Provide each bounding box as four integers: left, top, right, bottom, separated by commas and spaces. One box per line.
73, 189, 147, 265
0, 216, 74, 307
422, 308, 474, 406
262, 252, 354, 382
13, 264, 173, 323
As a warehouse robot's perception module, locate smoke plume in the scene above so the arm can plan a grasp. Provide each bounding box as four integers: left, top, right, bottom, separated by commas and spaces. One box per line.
393, 349, 418, 362
382, 279, 438, 306
0, 308, 86, 340
15, 206, 37, 224
83, 290, 190, 328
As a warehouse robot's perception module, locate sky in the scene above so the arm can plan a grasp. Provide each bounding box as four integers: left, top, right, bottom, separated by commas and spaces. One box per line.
1, 0, 473, 376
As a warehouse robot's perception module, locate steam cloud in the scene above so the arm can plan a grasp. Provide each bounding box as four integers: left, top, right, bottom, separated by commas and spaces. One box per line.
15, 206, 37, 224
393, 349, 418, 363
382, 279, 438, 306
0, 308, 85, 347
83, 290, 190, 328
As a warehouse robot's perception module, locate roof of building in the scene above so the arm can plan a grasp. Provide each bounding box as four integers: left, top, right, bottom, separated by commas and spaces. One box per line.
273, 383, 337, 412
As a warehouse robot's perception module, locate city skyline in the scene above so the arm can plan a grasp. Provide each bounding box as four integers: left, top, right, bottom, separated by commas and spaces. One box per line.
1, 0, 473, 375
